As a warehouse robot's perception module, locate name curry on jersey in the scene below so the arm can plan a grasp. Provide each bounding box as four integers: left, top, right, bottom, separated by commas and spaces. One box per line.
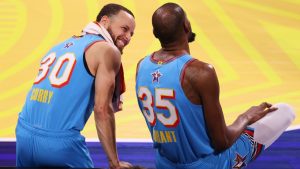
30, 88, 53, 104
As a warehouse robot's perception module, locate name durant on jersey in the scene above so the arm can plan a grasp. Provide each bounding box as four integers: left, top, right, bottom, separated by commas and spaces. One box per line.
153, 129, 177, 143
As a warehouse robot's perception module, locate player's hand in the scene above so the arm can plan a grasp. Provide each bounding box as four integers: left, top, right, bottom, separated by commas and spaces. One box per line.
110, 161, 133, 169
119, 161, 133, 169
244, 102, 277, 125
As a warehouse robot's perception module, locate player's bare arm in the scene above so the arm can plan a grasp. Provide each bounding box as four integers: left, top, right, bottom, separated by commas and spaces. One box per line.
85, 42, 124, 168
183, 60, 277, 152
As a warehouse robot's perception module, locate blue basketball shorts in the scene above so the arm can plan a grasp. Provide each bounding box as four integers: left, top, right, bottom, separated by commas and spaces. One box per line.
15, 118, 93, 168
155, 127, 264, 169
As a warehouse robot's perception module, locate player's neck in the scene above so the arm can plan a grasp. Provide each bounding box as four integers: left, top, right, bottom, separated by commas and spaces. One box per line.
155, 39, 190, 62
154, 48, 188, 62
161, 40, 190, 54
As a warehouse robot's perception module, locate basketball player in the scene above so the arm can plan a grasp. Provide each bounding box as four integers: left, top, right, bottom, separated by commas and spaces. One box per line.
16, 4, 135, 169
135, 3, 295, 169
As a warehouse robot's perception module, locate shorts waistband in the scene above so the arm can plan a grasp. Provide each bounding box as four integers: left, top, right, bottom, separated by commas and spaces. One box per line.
17, 118, 80, 138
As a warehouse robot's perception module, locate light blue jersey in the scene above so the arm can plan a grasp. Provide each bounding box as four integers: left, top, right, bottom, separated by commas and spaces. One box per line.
136, 54, 264, 169
136, 54, 214, 162
19, 34, 104, 131
16, 34, 105, 167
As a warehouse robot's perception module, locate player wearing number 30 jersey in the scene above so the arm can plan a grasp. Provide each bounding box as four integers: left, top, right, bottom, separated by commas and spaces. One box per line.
19, 34, 100, 131
16, 34, 102, 167
16, 3, 135, 168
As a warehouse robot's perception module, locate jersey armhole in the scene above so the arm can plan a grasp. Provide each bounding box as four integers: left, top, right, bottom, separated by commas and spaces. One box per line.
83, 53, 94, 77
135, 59, 144, 81
83, 40, 106, 77
180, 58, 196, 87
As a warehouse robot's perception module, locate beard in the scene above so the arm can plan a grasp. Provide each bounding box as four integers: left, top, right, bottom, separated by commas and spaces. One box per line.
187, 22, 196, 43
188, 32, 196, 43
107, 27, 123, 54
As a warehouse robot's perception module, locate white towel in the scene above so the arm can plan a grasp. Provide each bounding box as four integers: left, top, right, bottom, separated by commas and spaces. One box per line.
81, 21, 115, 46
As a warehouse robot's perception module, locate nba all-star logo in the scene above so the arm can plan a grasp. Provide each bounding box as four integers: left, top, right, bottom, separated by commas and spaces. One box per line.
64, 42, 73, 48
233, 153, 247, 169
151, 70, 162, 83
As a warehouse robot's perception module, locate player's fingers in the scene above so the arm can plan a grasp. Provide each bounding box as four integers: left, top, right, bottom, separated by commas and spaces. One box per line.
263, 106, 277, 114
265, 102, 272, 108
120, 161, 133, 168
259, 102, 272, 109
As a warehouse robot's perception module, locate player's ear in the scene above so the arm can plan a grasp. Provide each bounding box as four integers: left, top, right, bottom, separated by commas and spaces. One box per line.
99, 15, 110, 29
153, 28, 158, 39
183, 18, 189, 34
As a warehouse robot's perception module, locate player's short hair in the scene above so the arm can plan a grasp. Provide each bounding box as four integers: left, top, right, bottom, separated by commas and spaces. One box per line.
152, 3, 185, 44
96, 3, 134, 21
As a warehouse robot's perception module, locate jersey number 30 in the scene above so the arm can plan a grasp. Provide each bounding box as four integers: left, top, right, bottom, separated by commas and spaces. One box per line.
138, 87, 179, 128
34, 52, 76, 88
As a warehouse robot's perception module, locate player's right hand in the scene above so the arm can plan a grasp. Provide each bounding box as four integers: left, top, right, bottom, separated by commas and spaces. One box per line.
244, 102, 277, 125
111, 161, 133, 169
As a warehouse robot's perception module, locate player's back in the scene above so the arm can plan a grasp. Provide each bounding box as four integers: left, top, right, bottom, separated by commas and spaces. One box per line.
19, 34, 105, 131
136, 54, 214, 164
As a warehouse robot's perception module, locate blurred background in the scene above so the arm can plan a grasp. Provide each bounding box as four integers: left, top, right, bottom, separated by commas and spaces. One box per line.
0, 0, 299, 140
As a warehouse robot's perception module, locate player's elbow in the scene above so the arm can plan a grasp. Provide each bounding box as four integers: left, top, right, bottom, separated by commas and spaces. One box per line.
211, 137, 230, 153
94, 104, 113, 120
214, 144, 230, 153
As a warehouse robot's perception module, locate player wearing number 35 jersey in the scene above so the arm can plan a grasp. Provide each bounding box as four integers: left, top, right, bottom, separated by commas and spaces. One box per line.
136, 53, 214, 162
136, 3, 295, 169
16, 3, 135, 168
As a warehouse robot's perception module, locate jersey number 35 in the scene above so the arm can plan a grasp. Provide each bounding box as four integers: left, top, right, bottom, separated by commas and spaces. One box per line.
138, 87, 180, 128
